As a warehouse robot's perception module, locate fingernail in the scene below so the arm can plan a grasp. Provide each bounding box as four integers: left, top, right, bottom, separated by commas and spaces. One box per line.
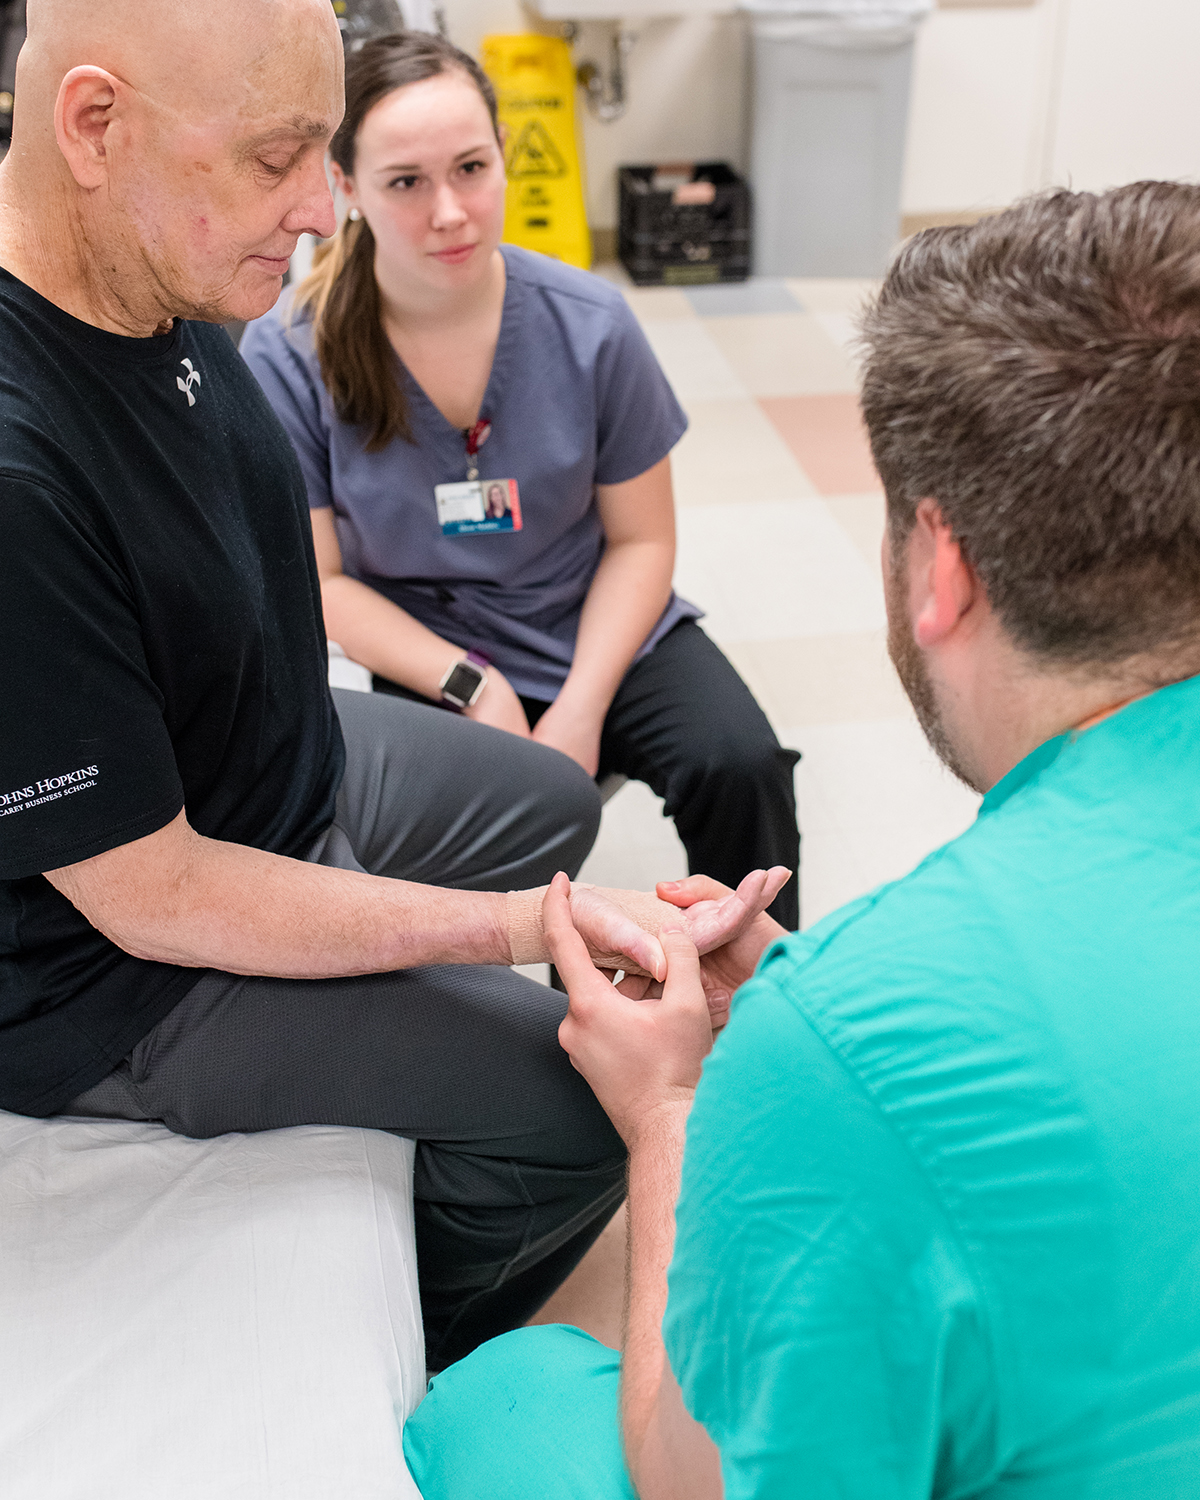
659, 920, 685, 935
659, 881, 680, 890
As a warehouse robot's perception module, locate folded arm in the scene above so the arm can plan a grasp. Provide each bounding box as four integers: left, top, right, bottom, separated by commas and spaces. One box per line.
310, 506, 530, 737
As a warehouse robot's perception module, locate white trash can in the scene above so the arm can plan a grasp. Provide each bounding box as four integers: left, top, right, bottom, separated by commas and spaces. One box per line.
743, 0, 931, 277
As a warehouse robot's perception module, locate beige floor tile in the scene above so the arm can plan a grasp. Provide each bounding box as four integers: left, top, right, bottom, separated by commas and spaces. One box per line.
705, 313, 860, 397
639, 318, 748, 402
813, 311, 864, 373
784, 716, 980, 927
785, 277, 880, 315
620, 285, 697, 321
672, 398, 818, 506
823, 491, 887, 568
724, 632, 910, 728
675, 497, 885, 645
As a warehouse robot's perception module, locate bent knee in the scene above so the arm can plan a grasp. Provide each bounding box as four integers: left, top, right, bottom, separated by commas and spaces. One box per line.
404, 1325, 634, 1500
521, 745, 603, 874
678, 735, 798, 795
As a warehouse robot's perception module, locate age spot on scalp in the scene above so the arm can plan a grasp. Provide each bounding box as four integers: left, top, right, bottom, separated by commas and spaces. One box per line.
193, 161, 214, 174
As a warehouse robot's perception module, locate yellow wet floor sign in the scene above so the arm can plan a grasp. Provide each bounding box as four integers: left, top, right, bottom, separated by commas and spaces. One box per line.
480, 34, 592, 270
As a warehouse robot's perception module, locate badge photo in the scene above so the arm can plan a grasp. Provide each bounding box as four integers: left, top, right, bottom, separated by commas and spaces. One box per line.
434, 478, 523, 537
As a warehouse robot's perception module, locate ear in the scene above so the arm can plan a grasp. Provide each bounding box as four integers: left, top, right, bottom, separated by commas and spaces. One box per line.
908, 498, 978, 649
55, 66, 124, 189
329, 160, 357, 213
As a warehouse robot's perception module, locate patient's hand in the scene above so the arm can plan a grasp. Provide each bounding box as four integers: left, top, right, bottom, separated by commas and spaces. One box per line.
655, 871, 789, 1024
571, 868, 790, 987
530, 697, 603, 778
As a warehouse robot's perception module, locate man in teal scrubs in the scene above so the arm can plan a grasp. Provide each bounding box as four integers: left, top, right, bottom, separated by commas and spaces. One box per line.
404, 182, 1200, 1497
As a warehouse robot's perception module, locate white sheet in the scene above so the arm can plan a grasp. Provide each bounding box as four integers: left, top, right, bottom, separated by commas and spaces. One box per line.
0, 1112, 425, 1499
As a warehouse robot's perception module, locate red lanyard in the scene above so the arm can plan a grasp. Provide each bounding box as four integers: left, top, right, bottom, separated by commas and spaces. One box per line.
464, 418, 492, 481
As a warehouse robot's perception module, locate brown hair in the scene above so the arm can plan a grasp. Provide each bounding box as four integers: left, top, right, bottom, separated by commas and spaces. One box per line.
864, 186, 1200, 675
860, 181, 1200, 674
292, 31, 500, 451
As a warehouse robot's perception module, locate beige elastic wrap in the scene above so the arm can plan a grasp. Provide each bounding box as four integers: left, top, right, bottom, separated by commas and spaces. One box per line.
506, 886, 550, 966
505, 883, 672, 968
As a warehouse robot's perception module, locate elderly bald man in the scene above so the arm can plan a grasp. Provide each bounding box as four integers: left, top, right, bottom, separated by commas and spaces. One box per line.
0, 0, 787, 1371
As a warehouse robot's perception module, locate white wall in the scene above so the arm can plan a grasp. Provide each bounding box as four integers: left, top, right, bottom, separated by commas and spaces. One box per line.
1049, 0, 1200, 190
901, 4, 1052, 213
441, 0, 1200, 232
904, 0, 1200, 214
571, 15, 749, 229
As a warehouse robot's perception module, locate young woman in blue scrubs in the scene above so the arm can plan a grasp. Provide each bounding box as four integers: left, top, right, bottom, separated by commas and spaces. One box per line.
242, 31, 800, 926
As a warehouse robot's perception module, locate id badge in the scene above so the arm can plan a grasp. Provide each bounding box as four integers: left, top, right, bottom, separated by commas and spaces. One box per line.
434, 479, 523, 537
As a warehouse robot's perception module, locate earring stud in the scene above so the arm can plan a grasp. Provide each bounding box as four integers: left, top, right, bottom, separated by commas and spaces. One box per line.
348, 208, 361, 222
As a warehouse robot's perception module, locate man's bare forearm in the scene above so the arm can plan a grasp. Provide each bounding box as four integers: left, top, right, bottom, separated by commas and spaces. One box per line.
46, 810, 512, 977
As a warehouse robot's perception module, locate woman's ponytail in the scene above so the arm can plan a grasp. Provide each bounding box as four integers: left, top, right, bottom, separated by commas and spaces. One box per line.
293, 214, 411, 451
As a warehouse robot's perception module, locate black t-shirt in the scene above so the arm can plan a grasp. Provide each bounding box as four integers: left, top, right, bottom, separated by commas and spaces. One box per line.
0, 268, 344, 1116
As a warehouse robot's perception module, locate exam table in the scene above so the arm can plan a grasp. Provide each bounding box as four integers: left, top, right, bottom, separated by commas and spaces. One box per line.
0, 1110, 426, 1498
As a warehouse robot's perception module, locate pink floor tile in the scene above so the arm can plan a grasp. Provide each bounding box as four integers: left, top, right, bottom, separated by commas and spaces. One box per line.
758, 393, 881, 495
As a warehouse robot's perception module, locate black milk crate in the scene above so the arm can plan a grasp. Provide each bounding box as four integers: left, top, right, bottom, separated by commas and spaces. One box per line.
617, 162, 751, 287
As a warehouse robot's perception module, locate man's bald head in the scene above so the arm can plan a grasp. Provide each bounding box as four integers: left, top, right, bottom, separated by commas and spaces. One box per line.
4, 0, 344, 330
24, 0, 338, 128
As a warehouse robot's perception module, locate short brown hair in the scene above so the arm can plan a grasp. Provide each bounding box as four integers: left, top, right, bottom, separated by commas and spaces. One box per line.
292, 32, 499, 452
860, 182, 1200, 670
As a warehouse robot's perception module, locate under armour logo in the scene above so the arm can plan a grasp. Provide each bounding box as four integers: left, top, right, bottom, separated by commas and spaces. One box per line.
176, 358, 201, 406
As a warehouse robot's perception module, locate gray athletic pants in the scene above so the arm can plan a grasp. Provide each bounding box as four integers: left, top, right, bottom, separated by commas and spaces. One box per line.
66, 689, 622, 1372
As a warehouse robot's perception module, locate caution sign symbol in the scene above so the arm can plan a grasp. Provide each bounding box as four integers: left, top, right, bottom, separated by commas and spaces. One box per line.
507, 120, 568, 180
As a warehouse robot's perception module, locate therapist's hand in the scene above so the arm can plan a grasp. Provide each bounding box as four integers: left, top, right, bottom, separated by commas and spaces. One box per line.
464, 666, 532, 738
531, 696, 604, 778
546, 873, 712, 1144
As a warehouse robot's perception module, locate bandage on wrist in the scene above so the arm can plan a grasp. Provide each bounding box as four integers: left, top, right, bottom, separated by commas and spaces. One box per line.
506, 886, 550, 965
505, 883, 673, 969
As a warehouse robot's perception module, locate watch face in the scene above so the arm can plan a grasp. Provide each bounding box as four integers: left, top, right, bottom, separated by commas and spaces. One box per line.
443, 660, 484, 706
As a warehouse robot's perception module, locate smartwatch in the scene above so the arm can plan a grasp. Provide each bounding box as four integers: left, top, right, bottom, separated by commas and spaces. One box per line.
439, 651, 489, 710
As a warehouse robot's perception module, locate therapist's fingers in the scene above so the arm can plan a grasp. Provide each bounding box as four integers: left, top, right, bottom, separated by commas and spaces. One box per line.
543, 875, 612, 1014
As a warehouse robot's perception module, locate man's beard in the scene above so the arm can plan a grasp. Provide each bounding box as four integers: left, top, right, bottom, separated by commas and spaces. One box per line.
884, 548, 983, 793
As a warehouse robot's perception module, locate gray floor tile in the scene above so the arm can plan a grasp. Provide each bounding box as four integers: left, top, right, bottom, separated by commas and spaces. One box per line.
685, 278, 804, 317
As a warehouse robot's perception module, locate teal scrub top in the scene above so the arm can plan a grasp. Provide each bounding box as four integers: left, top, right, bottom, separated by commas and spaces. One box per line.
665, 675, 1200, 1498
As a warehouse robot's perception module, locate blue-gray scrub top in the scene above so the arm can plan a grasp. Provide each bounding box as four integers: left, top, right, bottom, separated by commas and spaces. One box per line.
241, 246, 697, 700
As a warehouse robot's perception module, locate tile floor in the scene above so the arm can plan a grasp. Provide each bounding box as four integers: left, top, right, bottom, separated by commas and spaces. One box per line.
528, 269, 980, 1347
575, 268, 979, 930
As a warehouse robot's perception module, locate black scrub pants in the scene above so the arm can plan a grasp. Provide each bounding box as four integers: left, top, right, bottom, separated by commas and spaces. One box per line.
379, 620, 801, 929
589, 620, 800, 932
65, 689, 621, 1374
